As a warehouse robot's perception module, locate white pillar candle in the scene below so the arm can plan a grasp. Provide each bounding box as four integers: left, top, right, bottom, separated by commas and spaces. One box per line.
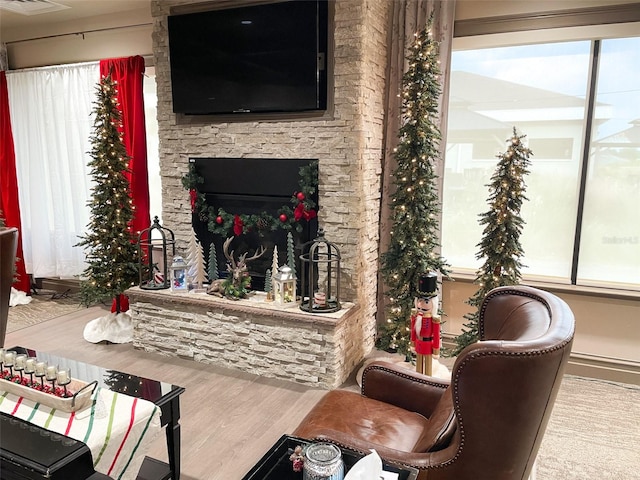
15, 354, 27, 370
56, 369, 71, 384
4, 351, 16, 366
35, 362, 47, 376
25, 358, 37, 373
46, 365, 58, 380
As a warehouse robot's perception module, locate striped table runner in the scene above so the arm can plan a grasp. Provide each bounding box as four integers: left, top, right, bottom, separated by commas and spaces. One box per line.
0, 386, 162, 480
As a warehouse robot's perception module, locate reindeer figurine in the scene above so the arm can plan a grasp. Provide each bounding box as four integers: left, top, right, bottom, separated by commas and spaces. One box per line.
207, 237, 266, 300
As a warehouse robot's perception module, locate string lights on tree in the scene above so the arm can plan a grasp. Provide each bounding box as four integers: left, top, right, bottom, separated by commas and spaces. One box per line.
453, 127, 533, 354
75, 73, 139, 313
377, 19, 450, 357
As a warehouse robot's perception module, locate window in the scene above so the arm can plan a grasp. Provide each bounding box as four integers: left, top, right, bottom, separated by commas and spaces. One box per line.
442, 36, 640, 289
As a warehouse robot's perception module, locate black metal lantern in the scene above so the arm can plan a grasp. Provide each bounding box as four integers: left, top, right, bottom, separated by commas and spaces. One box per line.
137, 216, 175, 290
299, 228, 341, 313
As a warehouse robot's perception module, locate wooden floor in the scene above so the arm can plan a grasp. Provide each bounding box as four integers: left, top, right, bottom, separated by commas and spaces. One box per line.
5, 306, 334, 480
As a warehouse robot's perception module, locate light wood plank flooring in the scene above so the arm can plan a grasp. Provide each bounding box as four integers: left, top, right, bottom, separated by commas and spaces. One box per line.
5, 306, 334, 480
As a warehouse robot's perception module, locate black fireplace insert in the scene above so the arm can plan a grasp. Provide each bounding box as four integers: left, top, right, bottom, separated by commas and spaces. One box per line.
190, 158, 319, 291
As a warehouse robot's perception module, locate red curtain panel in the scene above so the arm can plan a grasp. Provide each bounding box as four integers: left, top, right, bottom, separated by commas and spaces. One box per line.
99, 56, 151, 237
0, 71, 30, 293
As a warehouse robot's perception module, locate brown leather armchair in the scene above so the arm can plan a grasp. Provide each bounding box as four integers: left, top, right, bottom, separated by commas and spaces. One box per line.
293, 285, 575, 480
1, 227, 19, 347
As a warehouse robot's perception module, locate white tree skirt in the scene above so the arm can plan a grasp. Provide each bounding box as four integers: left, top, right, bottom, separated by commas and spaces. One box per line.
83, 311, 133, 344
9, 287, 33, 307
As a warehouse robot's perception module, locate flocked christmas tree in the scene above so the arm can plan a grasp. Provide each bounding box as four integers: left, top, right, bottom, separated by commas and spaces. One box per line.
377, 20, 450, 357
76, 73, 139, 313
453, 127, 532, 355
286, 231, 296, 275
264, 268, 272, 296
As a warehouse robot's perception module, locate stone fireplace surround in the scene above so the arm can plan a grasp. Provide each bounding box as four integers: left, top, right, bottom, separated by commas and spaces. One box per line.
138, 0, 391, 386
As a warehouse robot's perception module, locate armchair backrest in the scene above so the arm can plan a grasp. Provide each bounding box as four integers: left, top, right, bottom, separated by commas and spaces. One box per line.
0, 227, 19, 347
436, 286, 574, 480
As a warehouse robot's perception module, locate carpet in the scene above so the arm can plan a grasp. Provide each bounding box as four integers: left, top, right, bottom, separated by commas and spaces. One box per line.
6, 290, 85, 333
536, 375, 640, 479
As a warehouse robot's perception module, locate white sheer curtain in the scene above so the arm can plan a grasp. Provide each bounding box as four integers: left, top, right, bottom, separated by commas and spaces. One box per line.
6, 62, 99, 278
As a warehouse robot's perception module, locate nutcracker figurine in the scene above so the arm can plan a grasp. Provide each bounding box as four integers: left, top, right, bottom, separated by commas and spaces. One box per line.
410, 273, 441, 376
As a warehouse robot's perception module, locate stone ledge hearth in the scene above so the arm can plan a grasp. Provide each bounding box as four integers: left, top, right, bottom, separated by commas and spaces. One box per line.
126, 287, 361, 389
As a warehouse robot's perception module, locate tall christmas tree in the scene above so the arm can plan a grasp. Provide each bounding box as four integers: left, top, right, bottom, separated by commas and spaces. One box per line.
453, 127, 532, 354
76, 74, 139, 313
377, 21, 450, 357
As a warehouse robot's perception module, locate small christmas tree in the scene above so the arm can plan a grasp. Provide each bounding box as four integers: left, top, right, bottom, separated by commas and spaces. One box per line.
186, 228, 207, 289
264, 268, 273, 295
286, 231, 296, 276
271, 245, 279, 274
76, 73, 138, 313
453, 127, 532, 355
208, 242, 219, 281
377, 20, 450, 357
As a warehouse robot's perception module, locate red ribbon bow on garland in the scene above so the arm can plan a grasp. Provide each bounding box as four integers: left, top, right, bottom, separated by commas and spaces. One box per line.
189, 189, 198, 213
294, 202, 317, 222
233, 214, 244, 236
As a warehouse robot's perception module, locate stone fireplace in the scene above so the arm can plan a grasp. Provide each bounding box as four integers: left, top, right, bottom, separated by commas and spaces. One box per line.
137, 0, 391, 386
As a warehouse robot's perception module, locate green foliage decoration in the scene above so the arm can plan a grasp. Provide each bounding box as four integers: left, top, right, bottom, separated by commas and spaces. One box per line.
182, 161, 319, 236
221, 274, 252, 300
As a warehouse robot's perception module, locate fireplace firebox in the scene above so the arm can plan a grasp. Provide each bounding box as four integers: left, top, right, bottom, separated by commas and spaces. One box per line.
190, 158, 319, 291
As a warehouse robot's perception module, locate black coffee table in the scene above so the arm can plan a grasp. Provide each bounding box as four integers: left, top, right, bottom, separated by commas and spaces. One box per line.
8, 346, 185, 480
243, 435, 419, 480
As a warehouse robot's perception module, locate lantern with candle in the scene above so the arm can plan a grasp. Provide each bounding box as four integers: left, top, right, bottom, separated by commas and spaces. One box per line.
299, 228, 342, 313
170, 256, 189, 292
138, 216, 175, 290
272, 265, 297, 304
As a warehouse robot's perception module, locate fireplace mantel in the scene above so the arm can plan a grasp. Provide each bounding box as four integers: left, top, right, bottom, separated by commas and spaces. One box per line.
126, 287, 361, 388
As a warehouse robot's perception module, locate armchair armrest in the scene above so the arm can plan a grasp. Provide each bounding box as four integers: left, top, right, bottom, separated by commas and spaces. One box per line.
361, 361, 450, 418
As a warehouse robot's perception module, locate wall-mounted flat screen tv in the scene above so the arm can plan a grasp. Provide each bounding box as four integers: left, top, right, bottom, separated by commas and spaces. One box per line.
168, 0, 328, 115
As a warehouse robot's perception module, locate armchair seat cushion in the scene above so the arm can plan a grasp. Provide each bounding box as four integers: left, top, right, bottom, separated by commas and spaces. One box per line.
294, 389, 436, 454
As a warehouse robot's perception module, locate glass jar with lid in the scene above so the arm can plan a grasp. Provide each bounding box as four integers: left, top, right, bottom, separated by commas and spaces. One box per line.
303, 442, 344, 480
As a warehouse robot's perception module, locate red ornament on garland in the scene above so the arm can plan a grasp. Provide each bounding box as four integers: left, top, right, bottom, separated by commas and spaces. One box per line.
296, 191, 305, 201
216, 216, 223, 224
279, 214, 288, 223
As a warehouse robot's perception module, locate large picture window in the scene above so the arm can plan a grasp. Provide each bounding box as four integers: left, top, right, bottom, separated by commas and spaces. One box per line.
442, 36, 640, 290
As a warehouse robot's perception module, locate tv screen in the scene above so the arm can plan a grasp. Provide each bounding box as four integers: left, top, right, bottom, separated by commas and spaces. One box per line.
168, 0, 328, 115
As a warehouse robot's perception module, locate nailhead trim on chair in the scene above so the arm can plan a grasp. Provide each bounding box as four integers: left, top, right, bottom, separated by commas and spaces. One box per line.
446, 287, 575, 474
360, 364, 450, 394
479, 287, 552, 339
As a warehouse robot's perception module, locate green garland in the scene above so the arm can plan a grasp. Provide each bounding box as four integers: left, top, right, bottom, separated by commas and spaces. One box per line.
182, 161, 319, 237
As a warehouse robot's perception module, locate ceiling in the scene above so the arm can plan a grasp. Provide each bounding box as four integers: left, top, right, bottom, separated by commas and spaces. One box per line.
0, 0, 150, 32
